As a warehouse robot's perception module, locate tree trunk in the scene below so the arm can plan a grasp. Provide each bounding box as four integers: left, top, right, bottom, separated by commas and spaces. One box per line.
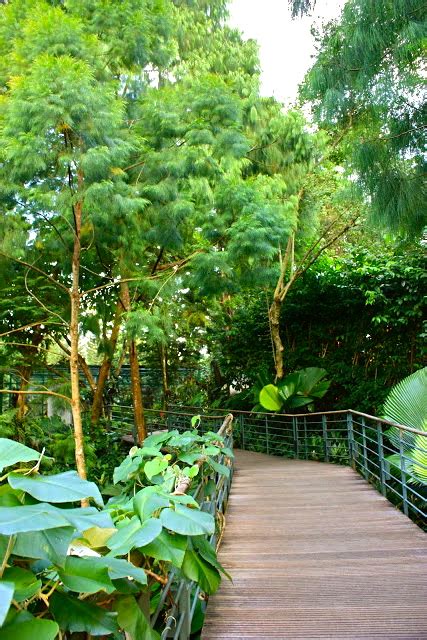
70, 199, 87, 481
90, 299, 124, 425
16, 366, 31, 422
129, 340, 146, 443
121, 281, 146, 443
78, 355, 96, 393
160, 343, 169, 411
269, 297, 285, 381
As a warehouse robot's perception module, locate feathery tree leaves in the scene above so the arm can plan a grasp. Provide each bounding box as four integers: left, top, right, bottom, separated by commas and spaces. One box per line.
301, 0, 427, 235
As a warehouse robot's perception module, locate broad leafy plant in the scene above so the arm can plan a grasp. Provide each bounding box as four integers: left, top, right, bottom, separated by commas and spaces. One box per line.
259, 367, 330, 412
384, 367, 427, 485
0, 427, 233, 639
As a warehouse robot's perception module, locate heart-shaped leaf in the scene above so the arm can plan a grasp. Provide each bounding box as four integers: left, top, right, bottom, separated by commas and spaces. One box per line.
50, 591, 119, 636
0, 615, 58, 640
133, 486, 169, 521
2, 568, 41, 603
138, 530, 187, 567
181, 550, 221, 594
59, 556, 115, 594
160, 505, 214, 536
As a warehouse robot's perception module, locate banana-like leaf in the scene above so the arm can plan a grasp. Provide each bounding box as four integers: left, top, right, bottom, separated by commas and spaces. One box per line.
383, 369, 427, 486
383, 367, 427, 430
259, 384, 282, 411
410, 435, 427, 485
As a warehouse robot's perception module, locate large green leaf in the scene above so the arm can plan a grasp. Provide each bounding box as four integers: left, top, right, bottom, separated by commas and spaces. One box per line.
0, 616, 58, 640
286, 396, 313, 409
58, 556, 115, 594
0, 504, 69, 535
144, 457, 168, 481
2, 568, 41, 602
13, 527, 74, 567
142, 430, 177, 449
383, 367, 427, 431
53, 506, 114, 532
8, 471, 103, 506
0, 583, 13, 627
0, 440, 39, 474
181, 550, 221, 594
133, 486, 169, 520
411, 434, 427, 484
309, 378, 331, 398
207, 458, 230, 478
139, 530, 187, 567
106, 516, 161, 556
50, 592, 119, 636
259, 384, 282, 411
87, 557, 147, 585
192, 536, 232, 581
160, 505, 214, 536
133, 518, 163, 548
113, 455, 142, 485
115, 595, 160, 640
295, 367, 328, 395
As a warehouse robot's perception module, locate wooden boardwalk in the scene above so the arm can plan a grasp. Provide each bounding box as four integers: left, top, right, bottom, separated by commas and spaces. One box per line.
202, 450, 427, 639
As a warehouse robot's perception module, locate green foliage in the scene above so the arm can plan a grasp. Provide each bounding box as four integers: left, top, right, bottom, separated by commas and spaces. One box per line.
384, 367, 427, 432
384, 367, 427, 486
207, 242, 425, 415
259, 367, 330, 412
301, 0, 426, 235
0, 424, 232, 638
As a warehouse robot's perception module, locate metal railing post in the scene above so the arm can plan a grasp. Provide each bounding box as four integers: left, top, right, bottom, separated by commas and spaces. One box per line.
303, 416, 308, 459
322, 414, 329, 462
398, 430, 409, 516
265, 414, 269, 455
347, 412, 355, 469
240, 413, 246, 450
361, 418, 368, 479
293, 417, 299, 458
377, 422, 386, 496
178, 581, 191, 640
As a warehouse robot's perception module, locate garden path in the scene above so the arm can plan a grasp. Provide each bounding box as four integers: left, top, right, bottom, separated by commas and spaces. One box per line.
202, 450, 427, 639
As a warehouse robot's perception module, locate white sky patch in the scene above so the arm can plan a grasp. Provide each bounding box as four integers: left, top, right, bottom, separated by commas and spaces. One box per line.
229, 0, 346, 105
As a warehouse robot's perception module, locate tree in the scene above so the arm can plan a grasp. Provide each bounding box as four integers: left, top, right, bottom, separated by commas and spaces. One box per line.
300, 0, 426, 236
0, 0, 164, 474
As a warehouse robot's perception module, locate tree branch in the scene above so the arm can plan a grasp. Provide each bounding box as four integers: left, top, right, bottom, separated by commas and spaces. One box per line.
0, 320, 63, 339
0, 389, 71, 403
0, 251, 69, 294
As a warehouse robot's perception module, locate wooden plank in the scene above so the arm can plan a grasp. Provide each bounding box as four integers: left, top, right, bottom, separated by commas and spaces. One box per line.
202, 450, 427, 639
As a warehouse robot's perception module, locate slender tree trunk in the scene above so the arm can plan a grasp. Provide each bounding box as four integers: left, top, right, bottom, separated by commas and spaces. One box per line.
269, 297, 285, 381
129, 339, 146, 443
78, 355, 96, 393
16, 366, 31, 422
160, 343, 169, 411
121, 281, 146, 443
90, 299, 124, 425
70, 199, 87, 480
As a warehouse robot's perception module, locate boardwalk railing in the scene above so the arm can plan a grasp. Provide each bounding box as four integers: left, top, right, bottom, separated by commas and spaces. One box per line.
150, 413, 234, 639
233, 409, 426, 525
110, 406, 426, 527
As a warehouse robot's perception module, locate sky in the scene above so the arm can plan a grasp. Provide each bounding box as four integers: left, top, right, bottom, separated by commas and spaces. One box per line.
228, 0, 346, 105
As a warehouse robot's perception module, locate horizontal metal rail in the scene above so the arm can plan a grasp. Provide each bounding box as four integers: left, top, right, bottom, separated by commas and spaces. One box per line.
111, 406, 426, 523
